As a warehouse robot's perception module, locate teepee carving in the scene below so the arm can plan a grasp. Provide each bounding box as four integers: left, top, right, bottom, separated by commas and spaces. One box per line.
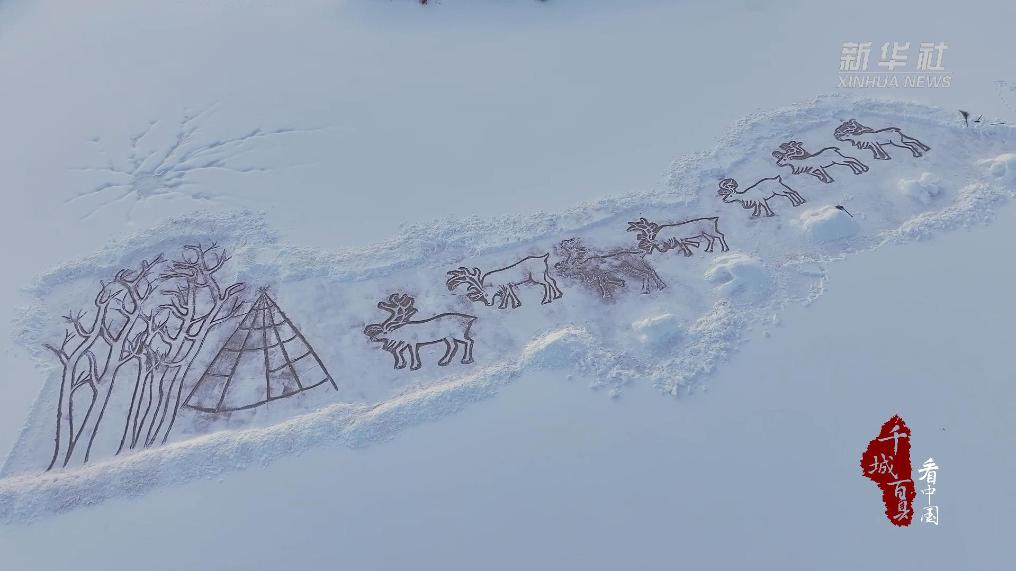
183, 289, 337, 413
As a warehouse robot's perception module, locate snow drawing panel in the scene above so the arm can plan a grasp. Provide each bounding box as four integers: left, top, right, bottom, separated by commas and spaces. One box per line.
4, 98, 1015, 522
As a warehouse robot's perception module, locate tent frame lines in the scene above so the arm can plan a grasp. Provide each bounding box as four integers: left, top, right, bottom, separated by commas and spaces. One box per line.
272, 302, 337, 391
180, 290, 338, 415
267, 304, 306, 391
214, 325, 257, 412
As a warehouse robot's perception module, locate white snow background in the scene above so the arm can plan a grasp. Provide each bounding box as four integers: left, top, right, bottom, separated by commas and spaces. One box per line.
1, 0, 1015, 569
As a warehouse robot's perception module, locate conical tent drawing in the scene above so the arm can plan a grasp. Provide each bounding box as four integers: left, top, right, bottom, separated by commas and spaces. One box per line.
183, 290, 338, 413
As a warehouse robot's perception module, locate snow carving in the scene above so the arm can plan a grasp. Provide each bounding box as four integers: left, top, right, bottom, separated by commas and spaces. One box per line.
363, 293, 477, 370
183, 289, 338, 413
833, 119, 931, 160
40, 244, 246, 470
553, 238, 666, 301
446, 254, 563, 309
771, 140, 869, 183
626, 216, 730, 257
716, 176, 806, 217
66, 108, 314, 220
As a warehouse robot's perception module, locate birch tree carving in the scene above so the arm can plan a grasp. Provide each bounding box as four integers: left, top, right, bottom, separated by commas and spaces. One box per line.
136, 244, 245, 447
42, 243, 245, 470
44, 255, 164, 469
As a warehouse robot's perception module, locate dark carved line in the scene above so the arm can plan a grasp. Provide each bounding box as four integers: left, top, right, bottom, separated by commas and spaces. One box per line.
266, 302, 305, 391
271, 297, 337, 391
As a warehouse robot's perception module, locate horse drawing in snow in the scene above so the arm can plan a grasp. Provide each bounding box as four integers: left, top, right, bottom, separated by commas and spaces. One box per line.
363, 293, 476, 370
771, 140, 868, 183
716, 176, 806, 217
833, 119, 931, 160
626, 217, 729, 257
446, 253, 563, 309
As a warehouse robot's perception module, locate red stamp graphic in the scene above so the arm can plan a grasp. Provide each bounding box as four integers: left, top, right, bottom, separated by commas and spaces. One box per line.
860, 415, 916, 526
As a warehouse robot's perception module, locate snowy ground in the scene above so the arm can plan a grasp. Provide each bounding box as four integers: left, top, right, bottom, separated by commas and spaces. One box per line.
3, 96, 1010, 490
2, 0, 1015, 568
1, 205, 1013, 568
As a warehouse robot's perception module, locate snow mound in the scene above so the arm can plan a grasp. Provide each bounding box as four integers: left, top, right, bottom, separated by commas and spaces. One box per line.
525, 327, 604, 370
898, 172, 943, 204
798, 205, 860, 243
979, 153, 1016, 184
631, 314, 683, 350
704, 253, 771, 301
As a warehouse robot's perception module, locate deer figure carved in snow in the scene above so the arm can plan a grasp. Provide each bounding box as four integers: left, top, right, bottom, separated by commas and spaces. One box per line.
833, 119, 931, 160
363, 294, 476, 370
446, 254, 563, 310
626, 217, 730, 257
716, 176, 806, 217
553, 238, 666, 301
771, 140, 869, 183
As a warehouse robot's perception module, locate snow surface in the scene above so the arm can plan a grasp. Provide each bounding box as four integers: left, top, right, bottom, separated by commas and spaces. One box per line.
3, 95, 1014, 521
3, 208, 1015, 568
2, 0, 1016, 568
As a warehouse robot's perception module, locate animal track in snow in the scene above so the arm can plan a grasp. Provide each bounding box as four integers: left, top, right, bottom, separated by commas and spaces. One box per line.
66, 106, 317, 220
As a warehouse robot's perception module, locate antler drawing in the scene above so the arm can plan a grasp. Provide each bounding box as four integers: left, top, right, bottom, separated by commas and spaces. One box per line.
773, 140, 808, 160
378, 293, 419, 331
446, 267, 487, 303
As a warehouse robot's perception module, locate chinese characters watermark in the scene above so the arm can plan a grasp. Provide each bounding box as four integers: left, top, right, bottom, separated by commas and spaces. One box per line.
860, 415, 942, 527
839, 42, 951, 88
918, 457, 940, 525
860, 415, 916, 526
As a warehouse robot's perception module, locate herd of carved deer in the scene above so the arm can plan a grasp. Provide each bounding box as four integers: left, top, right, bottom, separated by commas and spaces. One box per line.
362, 119, 930, 370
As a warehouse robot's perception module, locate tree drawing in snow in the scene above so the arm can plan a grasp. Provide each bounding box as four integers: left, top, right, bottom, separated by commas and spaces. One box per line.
716, 176, 806, 217
129, 244, 246, 448
771, 140, 869, 183
626, 217, 730, 257
833, 119, 931, 160
553, 238, 666, 301
66, 107, 314, 220
41, 243, 246, 470
183, 289, 337, 413
446, 254, 563, 309
363, 294, 477, 370
42, 256, 163, 469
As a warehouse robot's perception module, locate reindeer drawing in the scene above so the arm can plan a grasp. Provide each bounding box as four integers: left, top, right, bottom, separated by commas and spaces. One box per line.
771, 141, 869, 183
716, 176, 806, 217
626, 217, 729, 257
554, 238, 666, 301
833, 119, 931, 160
446, 254, 563, 309
363, 294, 476, 370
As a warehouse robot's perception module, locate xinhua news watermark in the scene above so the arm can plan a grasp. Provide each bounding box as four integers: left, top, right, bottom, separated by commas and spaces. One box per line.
839, 42, 951, 89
